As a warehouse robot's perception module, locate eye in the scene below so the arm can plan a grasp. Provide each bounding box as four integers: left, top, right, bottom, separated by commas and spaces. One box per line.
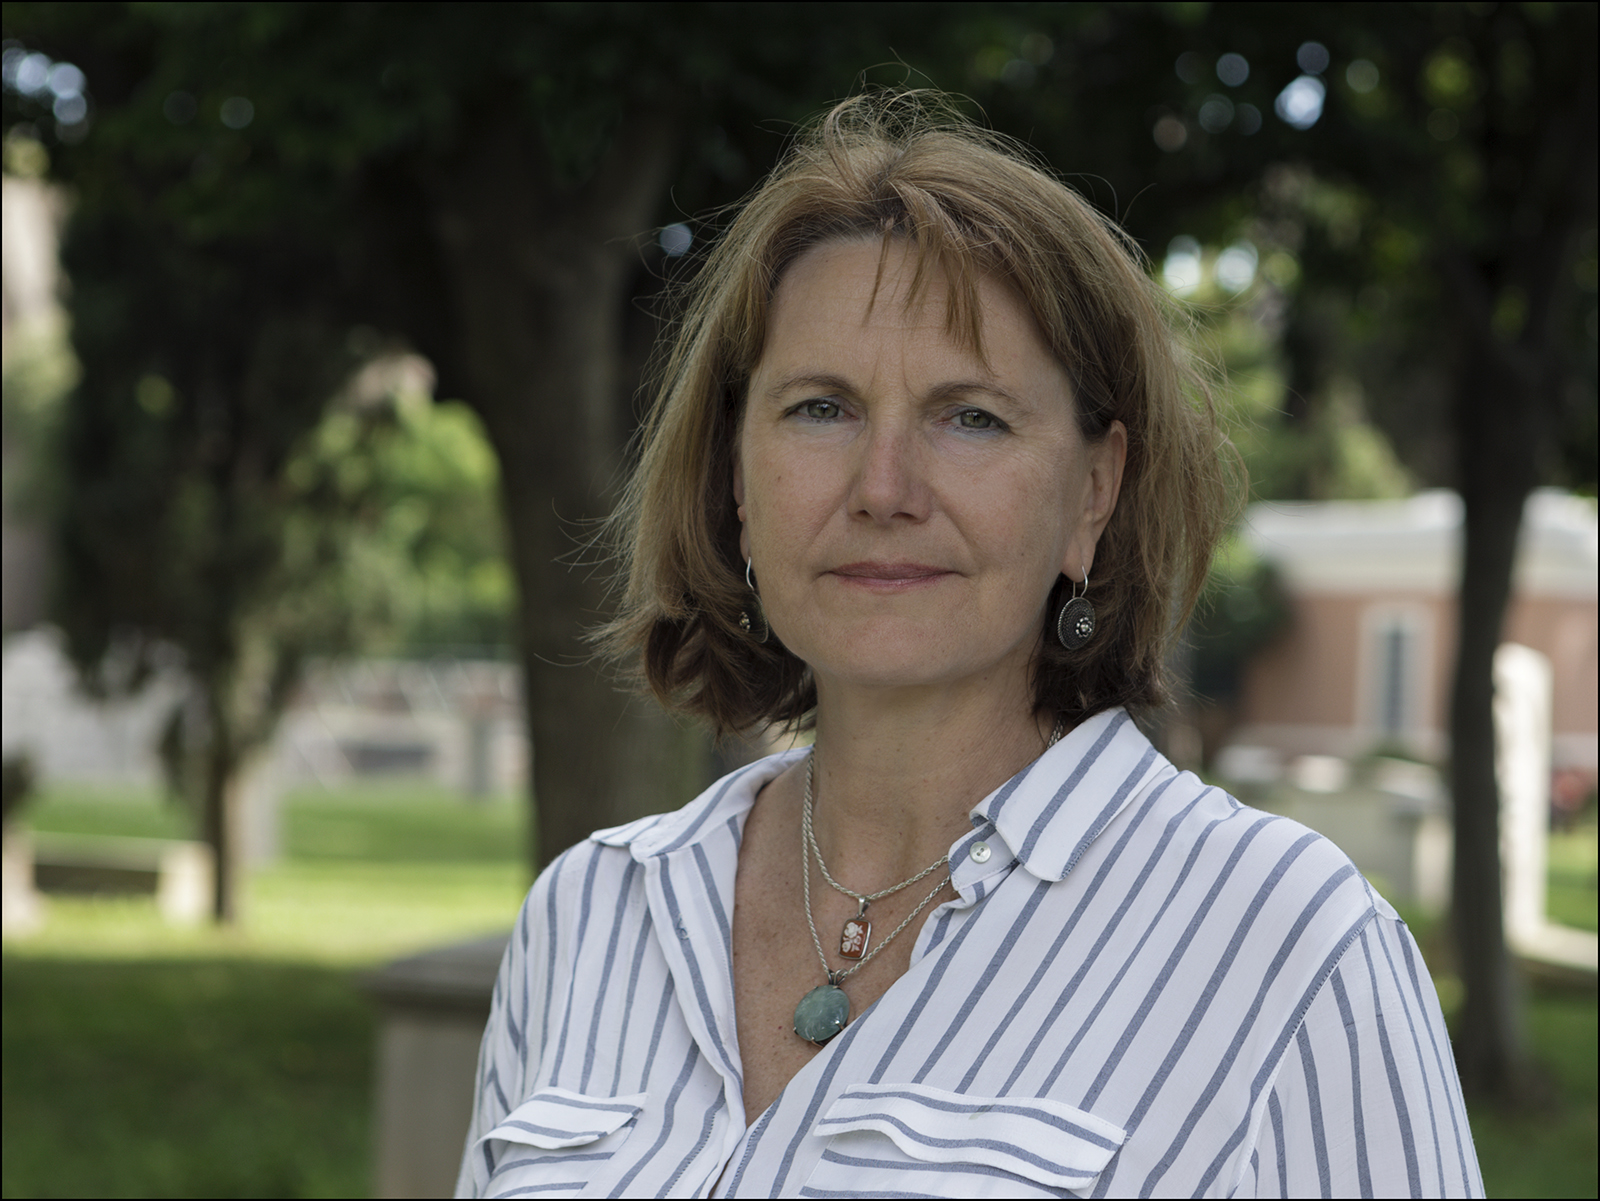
797, 398, 843, 421
954, 408, 1003, 431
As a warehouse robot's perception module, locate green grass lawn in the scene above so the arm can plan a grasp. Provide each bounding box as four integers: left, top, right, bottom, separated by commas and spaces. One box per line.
10, 781, 532, 965
3, 956, 373, 1198
1466, 982, 1599, 1200
4, 784, 1597, 1198
1547, 819, 1599, 933
4, 781, 530, 1198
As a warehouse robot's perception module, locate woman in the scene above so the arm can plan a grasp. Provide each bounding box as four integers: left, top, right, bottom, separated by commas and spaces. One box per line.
458, 93, 1481, 1198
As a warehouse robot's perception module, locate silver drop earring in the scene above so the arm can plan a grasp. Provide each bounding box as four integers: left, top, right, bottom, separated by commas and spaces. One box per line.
1056, 564, 1096, 650
739, 559, 770, 644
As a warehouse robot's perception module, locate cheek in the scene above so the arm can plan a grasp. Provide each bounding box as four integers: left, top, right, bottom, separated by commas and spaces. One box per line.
970, 462, 1073, 557
741, 455, 809, 557
745, 437, 834, 527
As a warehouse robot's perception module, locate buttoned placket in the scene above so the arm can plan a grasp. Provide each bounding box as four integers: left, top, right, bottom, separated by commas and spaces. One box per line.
908, 818, 1020, 968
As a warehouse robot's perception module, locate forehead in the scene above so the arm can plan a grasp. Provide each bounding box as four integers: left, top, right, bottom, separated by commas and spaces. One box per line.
758, 237, 1053, 382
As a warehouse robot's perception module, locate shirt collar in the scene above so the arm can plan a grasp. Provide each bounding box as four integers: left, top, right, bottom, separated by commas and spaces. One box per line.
590, 746, 808, 859
969, 708, 1168, 883
593, 707, 1167, 885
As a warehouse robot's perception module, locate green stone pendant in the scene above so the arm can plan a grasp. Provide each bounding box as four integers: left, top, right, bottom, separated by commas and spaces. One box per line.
793, 983, 850, 1045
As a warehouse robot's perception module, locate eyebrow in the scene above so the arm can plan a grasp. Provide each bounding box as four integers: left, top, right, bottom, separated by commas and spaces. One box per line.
763, 372, 1027, 409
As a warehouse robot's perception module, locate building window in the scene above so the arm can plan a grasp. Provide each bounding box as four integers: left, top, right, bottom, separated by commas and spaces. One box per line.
1361, 605, 1432, 749
1378, 621, 1409, 738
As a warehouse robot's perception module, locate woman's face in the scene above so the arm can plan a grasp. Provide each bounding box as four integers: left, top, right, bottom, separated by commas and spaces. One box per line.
736, 238, 1125, 700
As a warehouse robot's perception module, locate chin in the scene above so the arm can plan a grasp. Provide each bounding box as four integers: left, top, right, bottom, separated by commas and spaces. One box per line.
793, 628, 993, 692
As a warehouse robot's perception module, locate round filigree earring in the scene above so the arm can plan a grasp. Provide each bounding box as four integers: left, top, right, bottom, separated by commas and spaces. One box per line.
1056, 565, 1096, 650
739, 559, 770, 644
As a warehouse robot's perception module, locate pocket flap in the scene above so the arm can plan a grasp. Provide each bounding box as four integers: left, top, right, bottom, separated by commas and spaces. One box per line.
816, 1083, 1126, 1191
481, 1086, 647, 1150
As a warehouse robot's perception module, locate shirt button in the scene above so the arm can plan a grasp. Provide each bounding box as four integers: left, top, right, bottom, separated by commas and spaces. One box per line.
969, 841, 992, 864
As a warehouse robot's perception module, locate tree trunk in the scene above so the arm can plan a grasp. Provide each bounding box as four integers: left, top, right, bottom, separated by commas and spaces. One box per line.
1441, 16, 1595, 1101
199, 684, 241, 924
425, 104, 711, 872
1447, 484, 1530, 1098
1446, 277, 1538, 1102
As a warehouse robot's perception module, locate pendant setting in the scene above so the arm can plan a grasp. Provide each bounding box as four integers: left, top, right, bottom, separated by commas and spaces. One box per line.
793, 980, 850, 1046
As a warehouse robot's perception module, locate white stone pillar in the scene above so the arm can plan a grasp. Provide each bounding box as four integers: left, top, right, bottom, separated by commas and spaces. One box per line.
1495, 642, 1600, 974
1494, 643, 1551, 942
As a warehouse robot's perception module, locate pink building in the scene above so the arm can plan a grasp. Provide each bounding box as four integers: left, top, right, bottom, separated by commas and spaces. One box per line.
1229, 490, 1598, 786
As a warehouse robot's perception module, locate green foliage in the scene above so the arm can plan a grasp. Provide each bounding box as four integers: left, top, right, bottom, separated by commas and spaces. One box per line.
2, 4, 1592, 1107
0, 294, 75, 523
1165, 241, 1417, 502
276, 392, 514, 657
1186, 535, 1291, 703
1234, 376, 1416, 502
0, 754, 37, 825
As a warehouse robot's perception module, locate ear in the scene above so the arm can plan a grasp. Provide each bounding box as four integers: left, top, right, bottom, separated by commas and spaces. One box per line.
1062, 419, 1127, 580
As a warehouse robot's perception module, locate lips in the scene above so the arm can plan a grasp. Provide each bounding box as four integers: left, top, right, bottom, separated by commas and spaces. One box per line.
828, 562, 954, 589
831, 561, 949, 579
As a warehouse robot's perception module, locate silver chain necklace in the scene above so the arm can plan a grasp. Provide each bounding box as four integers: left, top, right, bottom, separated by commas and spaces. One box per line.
803, 754, 950, 964
791, 715, 1066, 1046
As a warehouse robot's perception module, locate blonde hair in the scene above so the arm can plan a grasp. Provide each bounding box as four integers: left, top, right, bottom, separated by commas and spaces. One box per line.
597, 92, 1239, 737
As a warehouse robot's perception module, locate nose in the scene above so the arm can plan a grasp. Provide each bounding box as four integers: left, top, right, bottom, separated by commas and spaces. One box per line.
847, 417, 931, 524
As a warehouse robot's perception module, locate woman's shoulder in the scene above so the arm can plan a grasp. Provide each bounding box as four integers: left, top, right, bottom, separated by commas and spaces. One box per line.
590, 745, 807, 851
1129, 767, 1391, 953
523, 746, 809, 904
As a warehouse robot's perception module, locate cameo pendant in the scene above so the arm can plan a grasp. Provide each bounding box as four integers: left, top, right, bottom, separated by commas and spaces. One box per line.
793, 977, 850, 1046
839, 910, 871, 959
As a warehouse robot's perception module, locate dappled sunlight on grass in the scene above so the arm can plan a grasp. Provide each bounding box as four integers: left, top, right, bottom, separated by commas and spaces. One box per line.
11, 781, 532, 964
4, 781, 531, 1198
9, 860, 528, 966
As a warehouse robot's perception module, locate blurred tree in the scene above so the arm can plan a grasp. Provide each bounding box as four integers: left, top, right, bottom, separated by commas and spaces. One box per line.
0, 1, 1018, 881
3, 2, 1593, 1100
316, 391, 514, 657
47, 209, 368, 925
1185, 535, 1292, 764
5, 115, 511, 921
972, 2, 1597, 1102
1166, 5, 1598, 1105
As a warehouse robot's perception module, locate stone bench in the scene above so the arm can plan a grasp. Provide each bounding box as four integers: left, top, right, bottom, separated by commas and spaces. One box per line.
28, 832, 214, 925
363, 932, 510, 1199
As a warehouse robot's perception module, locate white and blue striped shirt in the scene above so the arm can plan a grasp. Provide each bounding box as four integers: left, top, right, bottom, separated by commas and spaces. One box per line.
458, 708, 1483, 1198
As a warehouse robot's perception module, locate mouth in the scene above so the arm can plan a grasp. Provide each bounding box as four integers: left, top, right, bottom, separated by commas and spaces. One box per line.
828, 561, 955, 589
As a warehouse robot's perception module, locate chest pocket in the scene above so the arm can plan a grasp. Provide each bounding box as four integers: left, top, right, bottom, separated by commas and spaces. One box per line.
479, 1087, 647, 1199
802, 1082, 1126, 1199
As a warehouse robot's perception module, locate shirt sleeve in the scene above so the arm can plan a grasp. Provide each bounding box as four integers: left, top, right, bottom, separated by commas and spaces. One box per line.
455, 880, 549, 1198
1246, 913, 1484, 1198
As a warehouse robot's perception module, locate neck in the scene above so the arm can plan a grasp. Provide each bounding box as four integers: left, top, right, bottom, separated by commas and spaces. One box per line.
806, 674, 1057, 888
